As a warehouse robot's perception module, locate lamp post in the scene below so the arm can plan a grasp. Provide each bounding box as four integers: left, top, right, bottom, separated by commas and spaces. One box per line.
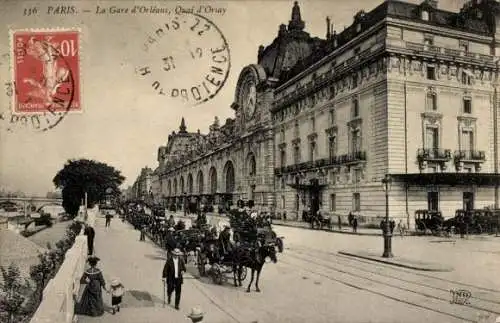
381, 174, 393, 258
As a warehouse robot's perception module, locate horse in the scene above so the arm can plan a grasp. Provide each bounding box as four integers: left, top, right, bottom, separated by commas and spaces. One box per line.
231, 243, 277, 293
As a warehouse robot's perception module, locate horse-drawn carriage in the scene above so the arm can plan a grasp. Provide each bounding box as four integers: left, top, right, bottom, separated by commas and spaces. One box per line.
196, 209, 279, 291
442, 209, 500, 235
414, 210, 444, 235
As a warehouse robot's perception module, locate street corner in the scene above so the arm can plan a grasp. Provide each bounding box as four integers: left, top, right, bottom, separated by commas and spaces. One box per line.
337, 250, 454, 272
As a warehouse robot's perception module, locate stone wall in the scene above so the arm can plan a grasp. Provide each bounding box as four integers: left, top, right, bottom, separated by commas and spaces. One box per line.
29, 207, 97, 323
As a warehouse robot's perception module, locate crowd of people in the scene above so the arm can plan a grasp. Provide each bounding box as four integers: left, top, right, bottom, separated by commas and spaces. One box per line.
76, 199, 280, 318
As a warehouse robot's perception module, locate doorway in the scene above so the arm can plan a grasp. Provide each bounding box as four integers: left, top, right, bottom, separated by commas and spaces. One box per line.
463, 192, 474, 211
309, 179, 321, 216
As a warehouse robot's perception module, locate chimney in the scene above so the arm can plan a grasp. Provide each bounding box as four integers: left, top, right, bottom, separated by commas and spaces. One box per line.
326, 16, 331, 39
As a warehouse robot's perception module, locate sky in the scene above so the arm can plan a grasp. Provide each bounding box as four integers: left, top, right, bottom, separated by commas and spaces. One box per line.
0, 0, 466, 196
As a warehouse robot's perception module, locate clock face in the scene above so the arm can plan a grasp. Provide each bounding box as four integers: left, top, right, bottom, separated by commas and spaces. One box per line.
242, 79, 257, 119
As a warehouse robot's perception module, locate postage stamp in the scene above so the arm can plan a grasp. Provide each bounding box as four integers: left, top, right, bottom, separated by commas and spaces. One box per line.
7, 28, 81, 131
136, 13, 230, 106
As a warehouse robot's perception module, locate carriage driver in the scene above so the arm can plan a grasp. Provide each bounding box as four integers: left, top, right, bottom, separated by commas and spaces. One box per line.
219, 225, 232, 258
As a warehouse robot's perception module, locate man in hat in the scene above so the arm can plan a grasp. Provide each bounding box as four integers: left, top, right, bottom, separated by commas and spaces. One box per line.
219, 225, 231, 256
162, 248, 186, 310
165, 227, 177, 258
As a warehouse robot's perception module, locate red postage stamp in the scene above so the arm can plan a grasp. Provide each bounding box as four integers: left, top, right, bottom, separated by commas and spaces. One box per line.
11, 29, 81, 114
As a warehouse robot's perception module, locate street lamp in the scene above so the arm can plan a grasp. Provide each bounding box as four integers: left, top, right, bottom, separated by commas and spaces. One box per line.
381, 174, 393, 258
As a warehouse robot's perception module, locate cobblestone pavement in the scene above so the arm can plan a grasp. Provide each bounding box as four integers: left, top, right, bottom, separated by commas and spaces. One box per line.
78, 214, 500, 323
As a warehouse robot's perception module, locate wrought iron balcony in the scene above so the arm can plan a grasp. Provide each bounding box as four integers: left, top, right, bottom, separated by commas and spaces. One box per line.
274, 151, 366, 175
454, 150, 486, 163
417, 148, 452, 162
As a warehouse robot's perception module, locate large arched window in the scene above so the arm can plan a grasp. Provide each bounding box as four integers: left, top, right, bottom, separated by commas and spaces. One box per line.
197, 171, 204, 194
187, 173, 194, 194
224, 161, 235, 193
209, 167, 217, 194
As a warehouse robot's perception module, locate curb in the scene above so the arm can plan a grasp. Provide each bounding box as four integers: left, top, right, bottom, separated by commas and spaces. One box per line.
338, 251, 453, 272
272, 222, 383, 236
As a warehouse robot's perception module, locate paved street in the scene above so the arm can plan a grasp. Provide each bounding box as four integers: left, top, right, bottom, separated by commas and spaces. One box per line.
77, 213, 500, 323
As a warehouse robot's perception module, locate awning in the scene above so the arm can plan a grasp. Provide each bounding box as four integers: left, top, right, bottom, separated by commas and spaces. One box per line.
390, 173, 500, 186
287, 183, 328, 190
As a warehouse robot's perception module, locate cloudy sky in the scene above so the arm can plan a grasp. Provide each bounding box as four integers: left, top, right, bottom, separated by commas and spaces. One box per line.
0, 0, 466, 196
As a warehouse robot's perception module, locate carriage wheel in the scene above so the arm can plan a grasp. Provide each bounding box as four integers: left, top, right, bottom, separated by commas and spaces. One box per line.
239, 266, 247, 281
197, 253, 206, 277
276, 238, 284, 253
212, 267, 223, 285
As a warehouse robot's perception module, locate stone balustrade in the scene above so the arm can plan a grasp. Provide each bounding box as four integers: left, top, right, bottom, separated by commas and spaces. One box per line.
29, 207, 98, 323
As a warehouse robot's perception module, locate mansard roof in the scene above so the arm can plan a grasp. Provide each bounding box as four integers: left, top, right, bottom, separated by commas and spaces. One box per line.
277, 0, 495, 85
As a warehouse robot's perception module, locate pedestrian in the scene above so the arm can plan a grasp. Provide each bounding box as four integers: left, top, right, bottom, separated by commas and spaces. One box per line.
397, 220, 405, 238
162, 248, 186, 310
84, 223, 95, 255
76, 256, 108, 317
165, 227, 176, 259
187, 307, 204, 322
109, 278, 125, 315
105, 212, 112, 227
140, 222, 146, 241
353, 216, 358, 233
338, 215, 342, 230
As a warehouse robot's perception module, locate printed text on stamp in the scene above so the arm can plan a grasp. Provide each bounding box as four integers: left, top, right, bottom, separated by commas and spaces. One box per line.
10, 29, 81, 131
137, 14, 230, 106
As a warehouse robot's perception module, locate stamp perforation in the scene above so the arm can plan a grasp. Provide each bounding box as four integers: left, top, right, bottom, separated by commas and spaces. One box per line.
9, 27, 83, 118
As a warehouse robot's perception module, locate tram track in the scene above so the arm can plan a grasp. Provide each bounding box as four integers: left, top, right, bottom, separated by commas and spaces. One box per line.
289, 246, 500, 306
279, 247, 500, 322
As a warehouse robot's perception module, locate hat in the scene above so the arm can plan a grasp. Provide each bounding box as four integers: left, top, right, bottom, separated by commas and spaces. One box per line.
87, 255, 100, 262
187, 307, 204, 319
172, 248, 183, 256
111, 278, 121, 286
168, 227, 175, 232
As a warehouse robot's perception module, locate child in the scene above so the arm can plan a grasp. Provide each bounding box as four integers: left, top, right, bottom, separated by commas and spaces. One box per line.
110, 278, 124, 314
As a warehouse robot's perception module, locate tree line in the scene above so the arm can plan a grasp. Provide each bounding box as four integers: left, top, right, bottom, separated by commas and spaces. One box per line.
53, 159, 125, 217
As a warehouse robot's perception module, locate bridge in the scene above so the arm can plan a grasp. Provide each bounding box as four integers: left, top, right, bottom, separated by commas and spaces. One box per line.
0, 197, 63, 211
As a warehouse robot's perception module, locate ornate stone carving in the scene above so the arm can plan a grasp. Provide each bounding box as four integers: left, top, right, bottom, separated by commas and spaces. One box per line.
449, 65, 457, 79
389, 56, 400, 73
412, 60, 422, 74
421, 111, 442, 125
439, 64, 448, 78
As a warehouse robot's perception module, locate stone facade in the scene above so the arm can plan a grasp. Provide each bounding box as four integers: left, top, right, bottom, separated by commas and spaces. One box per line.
151, 0, 500, 228
273, 0, 500, 228
131, 166, 153, 201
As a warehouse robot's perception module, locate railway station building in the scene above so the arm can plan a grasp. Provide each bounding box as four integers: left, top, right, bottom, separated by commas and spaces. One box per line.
151, 0, 500, 229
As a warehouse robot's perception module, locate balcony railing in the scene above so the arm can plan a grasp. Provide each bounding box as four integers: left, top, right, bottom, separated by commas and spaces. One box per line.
417, 148, 452, 162
274, 151, 366, 175
399, 41, 494, 62
454, 150, 486, 162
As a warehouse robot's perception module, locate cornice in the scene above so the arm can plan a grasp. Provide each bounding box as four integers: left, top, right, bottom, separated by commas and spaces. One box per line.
386, 18, 493, 43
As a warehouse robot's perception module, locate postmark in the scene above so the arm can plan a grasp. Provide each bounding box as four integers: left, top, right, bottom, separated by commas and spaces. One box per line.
136, 13, 230, 106
4, 28, 81, 132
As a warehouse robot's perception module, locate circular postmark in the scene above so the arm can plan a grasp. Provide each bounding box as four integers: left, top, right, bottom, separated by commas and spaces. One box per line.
1, 29, 80, 133
136, 13, 231, 106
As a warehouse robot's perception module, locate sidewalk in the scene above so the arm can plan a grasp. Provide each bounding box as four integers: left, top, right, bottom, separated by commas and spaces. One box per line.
76, 216, 238, 323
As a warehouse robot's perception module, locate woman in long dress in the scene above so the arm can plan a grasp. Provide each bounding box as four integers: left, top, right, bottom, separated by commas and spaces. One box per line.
77, 256, 109, 316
